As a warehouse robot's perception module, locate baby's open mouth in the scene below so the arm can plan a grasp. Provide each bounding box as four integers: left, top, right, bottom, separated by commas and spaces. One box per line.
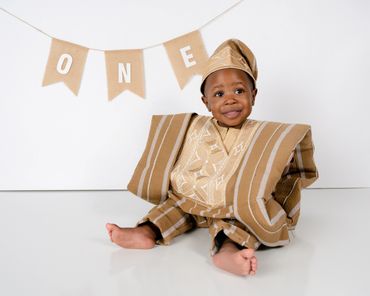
223, 110, 242, 119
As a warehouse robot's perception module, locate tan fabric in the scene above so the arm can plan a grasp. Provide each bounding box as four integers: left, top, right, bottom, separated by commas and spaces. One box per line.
138, 194, 260, 252
127, 113, 194, 204
200, 39, 258, 92
138, 197, 194, 245
212, 118, 242, 153
128, 113, 318, 247
170, 116, 260, 209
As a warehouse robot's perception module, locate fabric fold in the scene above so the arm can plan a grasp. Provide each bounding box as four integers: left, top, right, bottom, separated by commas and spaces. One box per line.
127, 113, 318, 247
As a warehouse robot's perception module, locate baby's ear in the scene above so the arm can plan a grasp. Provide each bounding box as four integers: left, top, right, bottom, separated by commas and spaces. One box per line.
251, 88, 258, 106
201, 96, 211, 111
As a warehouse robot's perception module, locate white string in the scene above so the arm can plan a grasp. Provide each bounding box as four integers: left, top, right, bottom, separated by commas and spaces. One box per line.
0, 6, 55, 39
0, 0, 244, 51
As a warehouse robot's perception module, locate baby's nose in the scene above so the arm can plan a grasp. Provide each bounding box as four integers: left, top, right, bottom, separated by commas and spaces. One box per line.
224, 94, 237, 104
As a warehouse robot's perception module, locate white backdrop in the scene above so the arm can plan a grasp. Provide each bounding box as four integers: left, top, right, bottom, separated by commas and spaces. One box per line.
1, 0, 369, 190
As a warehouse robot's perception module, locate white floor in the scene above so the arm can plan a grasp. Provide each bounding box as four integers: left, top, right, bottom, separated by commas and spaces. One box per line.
0, 189, 369, 296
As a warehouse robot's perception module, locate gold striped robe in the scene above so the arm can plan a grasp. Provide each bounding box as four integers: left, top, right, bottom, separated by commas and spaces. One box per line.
128, 113, 318, 247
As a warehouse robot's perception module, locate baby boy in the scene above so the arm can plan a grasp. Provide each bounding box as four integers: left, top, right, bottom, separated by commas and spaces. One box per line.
106, 39, 318, 276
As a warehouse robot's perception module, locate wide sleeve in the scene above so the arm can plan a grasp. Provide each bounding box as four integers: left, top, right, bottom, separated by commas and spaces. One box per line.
273, 128, 318, 228
127, 113, 195, 204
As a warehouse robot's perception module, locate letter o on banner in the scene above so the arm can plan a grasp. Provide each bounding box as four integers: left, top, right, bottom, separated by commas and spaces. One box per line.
42, 38, 89, 96
56, 53, 73, 75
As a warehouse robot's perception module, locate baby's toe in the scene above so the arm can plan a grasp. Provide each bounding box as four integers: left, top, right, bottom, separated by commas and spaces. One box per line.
240, 248, 255, 259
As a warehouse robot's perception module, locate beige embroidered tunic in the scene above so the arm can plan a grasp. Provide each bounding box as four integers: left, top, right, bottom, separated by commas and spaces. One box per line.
170, 116, 260, 212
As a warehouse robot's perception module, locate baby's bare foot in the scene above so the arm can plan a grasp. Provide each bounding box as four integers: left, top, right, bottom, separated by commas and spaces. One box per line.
105, 223, 156, 249
213, 242, 257, 276
249, 253, 258, 276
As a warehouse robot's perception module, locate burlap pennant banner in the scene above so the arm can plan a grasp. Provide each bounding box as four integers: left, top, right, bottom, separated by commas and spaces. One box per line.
42, 38, 89, 96
164, 30, 208, 89
42, 32, 206, 99
4, 2, 244, 100
104, 49, 145, 100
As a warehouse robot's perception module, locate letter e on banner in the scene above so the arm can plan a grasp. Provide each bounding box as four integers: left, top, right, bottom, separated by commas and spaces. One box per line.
164, 30, 208, 89
180, 46, 196, 68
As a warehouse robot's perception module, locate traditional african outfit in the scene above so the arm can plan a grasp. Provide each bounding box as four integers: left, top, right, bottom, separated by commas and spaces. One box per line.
127, 40, 318, 254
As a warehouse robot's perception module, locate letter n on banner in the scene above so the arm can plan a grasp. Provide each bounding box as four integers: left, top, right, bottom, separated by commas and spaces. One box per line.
164, 30, 208, 89
104, 50, 145, 100
42, 38, 89, 96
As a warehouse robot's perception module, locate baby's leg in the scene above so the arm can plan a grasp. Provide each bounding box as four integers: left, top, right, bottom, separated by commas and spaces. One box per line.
212, 239, 257, 276
106, 197, 194, 249
106, 223, 158, 249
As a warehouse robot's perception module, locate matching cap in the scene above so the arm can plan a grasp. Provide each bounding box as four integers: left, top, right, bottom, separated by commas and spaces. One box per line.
200, 39, 258, 94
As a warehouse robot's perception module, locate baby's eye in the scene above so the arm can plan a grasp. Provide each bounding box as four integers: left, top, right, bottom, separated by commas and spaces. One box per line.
214, 91, 224, 97
235, 88, 245, 95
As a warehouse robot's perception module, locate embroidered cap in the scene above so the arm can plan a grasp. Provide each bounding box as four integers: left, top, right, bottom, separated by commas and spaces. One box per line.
200, 39, 258, 94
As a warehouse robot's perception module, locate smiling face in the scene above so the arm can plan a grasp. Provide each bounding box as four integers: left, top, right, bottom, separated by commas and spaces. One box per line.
201, 68, 257, 127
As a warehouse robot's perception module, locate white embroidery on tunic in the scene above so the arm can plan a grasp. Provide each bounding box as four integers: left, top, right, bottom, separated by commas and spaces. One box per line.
170, 116, 256, 209
233, 143, 244, 155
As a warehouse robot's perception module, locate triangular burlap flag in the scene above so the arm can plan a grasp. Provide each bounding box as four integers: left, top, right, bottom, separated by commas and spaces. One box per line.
104, 49, 145, 100
164, 30, 208, 89
42, 38, 89, 96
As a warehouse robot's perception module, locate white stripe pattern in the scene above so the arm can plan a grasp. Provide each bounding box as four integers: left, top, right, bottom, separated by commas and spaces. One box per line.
233, 122, 295, 245
282, 178, 300, 206
270, 209, 286, 225
233, 121, 267, 224
162, 215, 189, 238
137, 115, 168, 198
255, 124, 295, 226
146, 115, 176, 199
160, 114, 192, 202
296, 143, 306, 179
288, 201, 300, 218
237, 122, 281, 232
224, 225, 237, 236
152, 198, 186, 224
